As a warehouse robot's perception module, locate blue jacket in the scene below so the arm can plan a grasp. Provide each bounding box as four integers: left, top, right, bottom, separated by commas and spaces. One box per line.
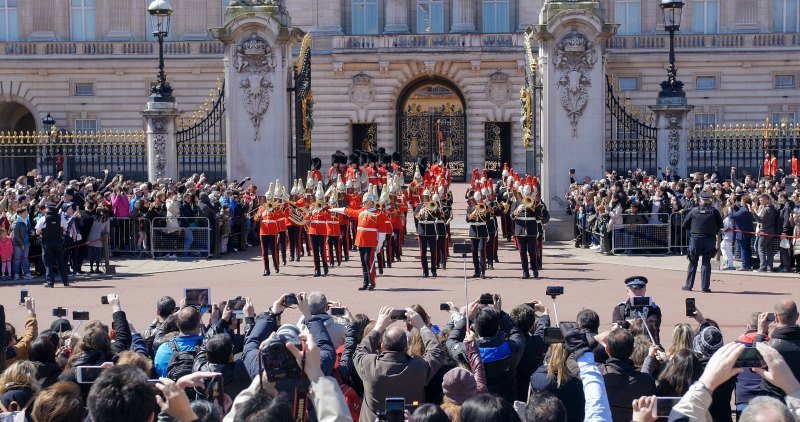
729, 206, 755, 241
153, 334, 204, 377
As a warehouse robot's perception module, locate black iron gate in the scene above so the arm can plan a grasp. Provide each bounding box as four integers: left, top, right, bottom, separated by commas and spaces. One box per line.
605, 75, 658, 175
292, 33, 313, 181
484, 122, 511, 179
398, 104, 466, 181
175, 80, 227, 182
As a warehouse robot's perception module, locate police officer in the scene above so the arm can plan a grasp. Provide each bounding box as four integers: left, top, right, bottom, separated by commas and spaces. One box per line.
682, 191, 723, 292
611, 276, 662, 340
36, 204, 70, 288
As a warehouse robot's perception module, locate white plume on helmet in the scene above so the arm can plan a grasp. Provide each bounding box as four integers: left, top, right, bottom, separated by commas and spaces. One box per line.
264, 182, 274, 200
473, 191, 482, 202
315, 181, 324, 201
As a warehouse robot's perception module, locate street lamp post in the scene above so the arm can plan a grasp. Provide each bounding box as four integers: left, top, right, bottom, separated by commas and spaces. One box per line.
658, 0, 685, 100
148, 0, 174, 102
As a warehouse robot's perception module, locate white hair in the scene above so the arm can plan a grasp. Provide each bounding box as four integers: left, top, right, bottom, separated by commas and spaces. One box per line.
306, 291, 327, 315
739, 396, 793, 422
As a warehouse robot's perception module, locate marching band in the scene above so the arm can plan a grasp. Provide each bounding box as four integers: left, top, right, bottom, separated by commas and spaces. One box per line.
252, 152, 549, 290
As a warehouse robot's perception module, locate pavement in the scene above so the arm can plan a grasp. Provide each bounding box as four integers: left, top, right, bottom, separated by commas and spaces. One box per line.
0, 182, 796, 347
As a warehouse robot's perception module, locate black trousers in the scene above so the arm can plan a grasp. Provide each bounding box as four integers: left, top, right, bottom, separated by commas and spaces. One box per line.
686, 236, 715, 290
287, 226, 301, 260
358, 246, 375, 286
340, 225, 350, 259
259, 235, 278, 273
471, 238, 486, 275
486, 233, 497, 265
278, 231, 287, 262
517, 236, 538, 277
437, 234, 447, 267
419, 236, 437, 275
327, 236, 341, 266
310, 235, 327, 273
392, 229, 402, 260
64, 237, 80, 273
43, 238, 69, 285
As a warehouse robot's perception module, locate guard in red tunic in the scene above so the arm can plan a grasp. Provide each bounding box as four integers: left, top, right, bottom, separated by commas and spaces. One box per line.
331, 186, 388, 290
326, 192, 343, 267
305, 182, 330, 277
254, 195, 280, 276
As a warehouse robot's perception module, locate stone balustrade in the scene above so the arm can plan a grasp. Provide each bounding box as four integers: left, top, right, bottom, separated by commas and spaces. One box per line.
1, 41, 225, 57
333, 33, 522, 52
606, 32, 800, 50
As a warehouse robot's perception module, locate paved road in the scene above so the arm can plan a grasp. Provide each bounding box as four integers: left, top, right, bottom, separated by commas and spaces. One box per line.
1, 236, 796, 346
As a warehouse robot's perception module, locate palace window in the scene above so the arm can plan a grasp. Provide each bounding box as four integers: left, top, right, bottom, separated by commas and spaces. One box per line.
774, 0, 800, 33
617, 77, 639, 91
615, 0, 641, 35
694, 113, 717, 130
692, 0, 719, 34
771, 112, 796, 126
71, 0, 96, 41
483, 0, 510, 33
416, 0, 444, 33
74, 82, 95, 97
352, 0, 379, 35
696, 76, 717, 90
775, 74, 796, 89
75, 119, 98, 134
0, 0, 19, 41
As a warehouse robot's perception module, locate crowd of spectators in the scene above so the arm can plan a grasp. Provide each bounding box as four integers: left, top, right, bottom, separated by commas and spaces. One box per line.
0, 170, 259, 280
0, 282, 796, 422
568, 167, 800, 272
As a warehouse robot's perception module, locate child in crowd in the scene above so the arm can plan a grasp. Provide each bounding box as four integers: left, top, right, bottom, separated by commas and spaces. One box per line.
87, 205, 110, 274
0, 228, 12, 280
720, 207, 735, 270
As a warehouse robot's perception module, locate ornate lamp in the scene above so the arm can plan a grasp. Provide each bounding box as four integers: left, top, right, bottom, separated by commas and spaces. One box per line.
658, 0, 685, 99
148, 0, 174, 102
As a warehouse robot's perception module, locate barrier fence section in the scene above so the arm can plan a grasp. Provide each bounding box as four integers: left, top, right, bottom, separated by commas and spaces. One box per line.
150, 217, 211, 258
109, 218, 139, 255
669, 213, 689, 253
611, 213, 671, 254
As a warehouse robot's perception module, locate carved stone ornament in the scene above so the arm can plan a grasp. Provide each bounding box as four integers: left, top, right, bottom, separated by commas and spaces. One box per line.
233, 33, 277, 141
153, 118, 167, 133
153, 134, 167, 180
666, 112, 682, 170
349, 73, 375, 108
230, 0, 279, 7
553, 26, 597, 136
487, 70, 510, 106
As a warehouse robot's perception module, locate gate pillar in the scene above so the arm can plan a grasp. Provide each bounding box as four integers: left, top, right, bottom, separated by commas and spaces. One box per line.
142, 102, 180, 181
650, 104, 693, 179
210, 3, 303, 185
531, 1, 616, 238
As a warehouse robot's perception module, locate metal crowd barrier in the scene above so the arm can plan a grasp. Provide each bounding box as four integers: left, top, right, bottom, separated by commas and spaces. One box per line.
150, 217, 211, 258
611, 213, 671, 254
732, 235, 781, 262
108, 217, 139, 255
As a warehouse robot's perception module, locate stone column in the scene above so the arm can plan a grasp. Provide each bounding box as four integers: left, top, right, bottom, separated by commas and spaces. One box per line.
142, 102, 180, 181
451, 0, 476, 33
384, 0, 409, 33
650, 104, 694, 179
315, 0, 343, 34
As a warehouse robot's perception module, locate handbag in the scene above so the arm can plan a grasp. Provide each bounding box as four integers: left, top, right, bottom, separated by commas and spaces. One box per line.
780, 237, 791, 249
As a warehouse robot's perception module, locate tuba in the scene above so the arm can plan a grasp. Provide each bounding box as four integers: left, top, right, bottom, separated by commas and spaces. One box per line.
476, 203, 487, 214
522, 196, 535, 210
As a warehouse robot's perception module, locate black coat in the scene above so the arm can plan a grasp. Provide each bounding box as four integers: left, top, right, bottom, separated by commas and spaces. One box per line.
530, 364, 585, 422
763, 325, 800, 398
601, 358, 656, 422
515, 315, 550, 402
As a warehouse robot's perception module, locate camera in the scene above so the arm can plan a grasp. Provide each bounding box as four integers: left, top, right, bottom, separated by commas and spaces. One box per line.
767, 312, 776, 322
73, 311, 90, 321
543, 327, 564, 344
569, 168, 575, 175
453, 242, 471, 255
377, 397, 405, 422
76, 366, 105, 384
101, 295, 109, 305
653, 397, 681, 418
440, 303, 451, 311
227, 296, 246, 314
631, 296, 651, 309
260, 325, 303, 382
52, 307, 67, 318
283, 294, 298, 306
685, 298, 696, 317
546, 286, 564, 297
329, 307, 345, 317
19, 289, 28, 305
734, 346, 766, 368
390, 309, 407, 320
479, 293, 494, 305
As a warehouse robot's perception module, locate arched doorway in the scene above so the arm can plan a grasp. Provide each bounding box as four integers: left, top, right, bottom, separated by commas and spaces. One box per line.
396, 77, 466, 181
0, 102, 38, 178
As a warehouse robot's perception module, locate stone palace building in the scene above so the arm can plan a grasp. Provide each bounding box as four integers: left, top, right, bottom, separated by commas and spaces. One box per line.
1, 0, 799, 181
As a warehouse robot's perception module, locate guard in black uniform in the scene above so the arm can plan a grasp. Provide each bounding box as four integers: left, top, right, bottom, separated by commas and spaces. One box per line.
485, 191, 500, 269
467, 191, 489, 278
415, 199, 441, 278
512, 189, 549, 279
681, 191, 723, 292
611, 276, 662, 342
434, 192, 449, 270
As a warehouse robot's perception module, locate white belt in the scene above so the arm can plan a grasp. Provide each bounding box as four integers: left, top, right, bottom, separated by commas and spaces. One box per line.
309, 220, 326, 224
434, 220, 444, 223
516, 217, 540, 221
358, 227, 378, 232
262, 220, 277, 223
419, 221, 436, 224
470, 222, 487, 226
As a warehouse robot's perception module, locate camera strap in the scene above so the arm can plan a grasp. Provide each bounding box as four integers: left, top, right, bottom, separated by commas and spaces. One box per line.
293, 342, 309, 422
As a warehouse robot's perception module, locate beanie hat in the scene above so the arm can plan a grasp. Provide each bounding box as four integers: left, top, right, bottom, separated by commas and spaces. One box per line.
442, 367, 478, 405
692, 326, 723, 357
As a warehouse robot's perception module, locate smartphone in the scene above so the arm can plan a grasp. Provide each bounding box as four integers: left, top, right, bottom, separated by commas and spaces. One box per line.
543, 327, 565, 344
546, 286, 564, 297
19, 289, 28, 305
653, 397, 681, 417
227, 297, 246, 313
329, 307, 345, 316
385, 397, 405, 422
479, 293, 494, 305
431, 324, 441, 335
440, 303, 451, 311
206, 375, 225, 411
73, 311, 90, 321
76, 366, 106, 384
632, 296, 652, 307
767, 312, 776, 322
52, 307, 67, 318
685, 298, 696, 317
390, 309, 407, 320
184, 288, 211, 311
101, 295, 109, 305
569, 168, 576, 175
734, 346, 767, 368
283, 293, 298, 306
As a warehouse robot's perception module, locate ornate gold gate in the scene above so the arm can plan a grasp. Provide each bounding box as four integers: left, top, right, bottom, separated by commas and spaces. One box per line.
398, 103, 465, 181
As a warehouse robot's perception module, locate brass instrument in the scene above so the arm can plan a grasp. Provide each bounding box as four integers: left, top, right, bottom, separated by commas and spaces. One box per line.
501, 201, 511, 213
312, 200, 324, 211
426, 200, 438, 211
475, 203, 487, 214
288, 203, 309, 225
522, 196, 535, 209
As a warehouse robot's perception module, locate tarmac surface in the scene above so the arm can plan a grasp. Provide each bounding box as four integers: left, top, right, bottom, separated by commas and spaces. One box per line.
0, 183, 796, 346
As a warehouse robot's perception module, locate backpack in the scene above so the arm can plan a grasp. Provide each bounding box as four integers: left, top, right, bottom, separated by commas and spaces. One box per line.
166, 340, 199, 381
